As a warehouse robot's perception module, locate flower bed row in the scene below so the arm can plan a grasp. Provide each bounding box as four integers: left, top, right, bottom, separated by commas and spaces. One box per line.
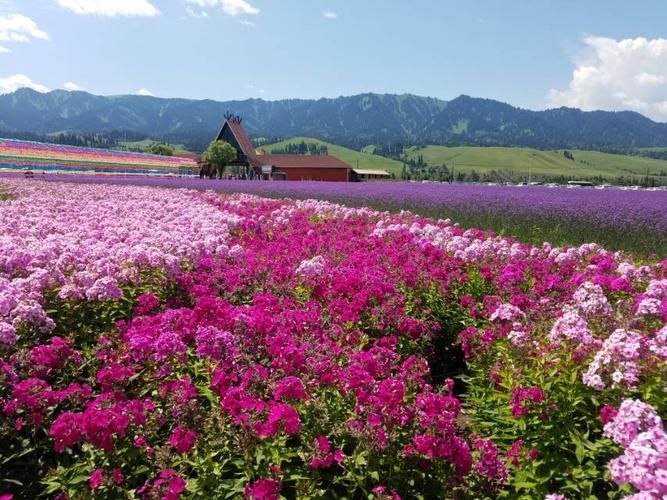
0, 179, 664, 499
0, 139, 197, 175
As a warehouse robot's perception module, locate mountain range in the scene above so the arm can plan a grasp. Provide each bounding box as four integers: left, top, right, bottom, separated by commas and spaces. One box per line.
1, 88, 666, 152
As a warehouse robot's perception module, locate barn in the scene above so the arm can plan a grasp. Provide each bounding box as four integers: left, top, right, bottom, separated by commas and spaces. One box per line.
212, 114, 353, 181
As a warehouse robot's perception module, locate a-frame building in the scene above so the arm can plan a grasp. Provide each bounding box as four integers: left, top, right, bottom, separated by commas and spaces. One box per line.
212, 113, 356, 181
214, 113, 263, 178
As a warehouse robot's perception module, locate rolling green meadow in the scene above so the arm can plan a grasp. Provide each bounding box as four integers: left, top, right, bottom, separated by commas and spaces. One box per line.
259, 138, 667, 182
404, 145, 667, 181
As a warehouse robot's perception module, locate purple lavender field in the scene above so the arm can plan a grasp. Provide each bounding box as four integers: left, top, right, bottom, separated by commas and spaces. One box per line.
2, 173, 666, 256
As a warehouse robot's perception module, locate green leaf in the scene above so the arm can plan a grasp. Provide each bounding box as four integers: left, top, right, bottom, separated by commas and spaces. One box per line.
69, 475, 90, 485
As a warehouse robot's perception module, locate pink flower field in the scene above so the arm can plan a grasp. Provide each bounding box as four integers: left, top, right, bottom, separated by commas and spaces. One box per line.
0, 178, 665, 499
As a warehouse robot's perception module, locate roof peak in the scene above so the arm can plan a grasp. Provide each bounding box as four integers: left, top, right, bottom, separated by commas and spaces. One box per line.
223, 111, 243, 124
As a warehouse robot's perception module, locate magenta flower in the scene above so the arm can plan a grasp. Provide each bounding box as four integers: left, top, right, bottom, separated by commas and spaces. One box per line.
245, 478, 281, 499
272, 376, 309, 401
256, 403, 301, 438
168, 425, 198, 454
49, 411, 84, 452
89, 468, 104, 492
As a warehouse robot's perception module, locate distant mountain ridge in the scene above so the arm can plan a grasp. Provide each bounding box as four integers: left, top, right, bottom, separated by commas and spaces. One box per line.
1, 88, 666, 151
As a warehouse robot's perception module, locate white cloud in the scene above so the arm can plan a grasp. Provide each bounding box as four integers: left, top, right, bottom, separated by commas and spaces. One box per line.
635, 72, 665, 86
548, 36, 667, 122
63, 81, 85, 91
0, 74, 49, 94
53, 0, 160, 17
0, 13, 49, 54
186, 6, 208, 18
323, 11, 338, 19
186, 0, 259, 16
135, 88, 154, 96
240, 20, 255, 27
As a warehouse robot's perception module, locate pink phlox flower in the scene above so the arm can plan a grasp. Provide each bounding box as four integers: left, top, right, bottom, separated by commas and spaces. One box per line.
549, 308, 596, 346
272, 376, 310, 401
473, 438, 508, 485
295, 255, 326, 278
134, 293, 160, 315
489, 303, 526, 323
510, 386, 545, 418
89, 468, 104, 492
256, 403, 301, 438
572, 282, 613, 318
607, 426, 667, 497
244, 478, 281, 500
168, 425, 197, 454
195, 325, 236, 361
583, 329, 646, 391
603, 399, 663, 448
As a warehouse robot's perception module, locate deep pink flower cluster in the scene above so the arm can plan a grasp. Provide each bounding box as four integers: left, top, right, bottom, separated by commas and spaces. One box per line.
310, 435, 344, 469
49, 395, 152, 452
472, 437, 508, 486
244, 478, 281, 500
510, 386, 545, 418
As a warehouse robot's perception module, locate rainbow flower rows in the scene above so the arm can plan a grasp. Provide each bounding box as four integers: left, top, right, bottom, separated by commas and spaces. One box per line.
0, 178, 664, 499
0, 139, 197, 175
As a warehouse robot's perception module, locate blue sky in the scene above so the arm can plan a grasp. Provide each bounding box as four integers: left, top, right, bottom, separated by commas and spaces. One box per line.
1, 0, 666, 121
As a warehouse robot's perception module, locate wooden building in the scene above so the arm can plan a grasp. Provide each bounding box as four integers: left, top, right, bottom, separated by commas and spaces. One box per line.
213, 115, 353, 181
351, 169, 391, 181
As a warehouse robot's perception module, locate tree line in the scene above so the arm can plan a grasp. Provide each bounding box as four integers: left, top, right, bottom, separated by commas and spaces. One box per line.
268, 141, 329, 156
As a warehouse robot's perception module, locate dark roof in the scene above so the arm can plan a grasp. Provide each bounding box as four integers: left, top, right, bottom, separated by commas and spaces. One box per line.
259, 154, 351, 169
216, 119, 262, 167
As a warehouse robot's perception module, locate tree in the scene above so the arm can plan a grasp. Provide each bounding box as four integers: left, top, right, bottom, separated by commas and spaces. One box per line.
203, 140, 236, 179
148, 142, 175, 156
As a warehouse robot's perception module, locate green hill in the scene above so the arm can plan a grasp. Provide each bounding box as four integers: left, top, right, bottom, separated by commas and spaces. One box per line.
119, 140, 193, 157
261, 137, 404, 176
404, 146, 667, 181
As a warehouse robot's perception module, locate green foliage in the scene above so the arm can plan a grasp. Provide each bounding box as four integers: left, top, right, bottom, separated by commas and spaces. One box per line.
147, 142, 175, 156
269, 141, 329, 156
203, 140, 236, 176
462, 352, 620, 498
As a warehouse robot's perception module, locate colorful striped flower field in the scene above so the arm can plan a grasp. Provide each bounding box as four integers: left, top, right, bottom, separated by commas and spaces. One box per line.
0, 138, 198, 175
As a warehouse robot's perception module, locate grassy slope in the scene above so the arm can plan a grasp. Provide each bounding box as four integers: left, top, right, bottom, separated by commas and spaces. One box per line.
404, 146, 667, 180
120, 140, 192, 157
260, 137, 404, 176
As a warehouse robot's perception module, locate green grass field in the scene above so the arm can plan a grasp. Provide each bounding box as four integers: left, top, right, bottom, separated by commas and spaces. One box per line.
119, 140, 193, 157
260, 138, 667, 181
404, 146, 667, 181
260, 137, 404, 176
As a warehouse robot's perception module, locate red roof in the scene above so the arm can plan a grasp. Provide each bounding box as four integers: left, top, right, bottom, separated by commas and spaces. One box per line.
259, 154, 351, 169
226, 120, 262, 167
